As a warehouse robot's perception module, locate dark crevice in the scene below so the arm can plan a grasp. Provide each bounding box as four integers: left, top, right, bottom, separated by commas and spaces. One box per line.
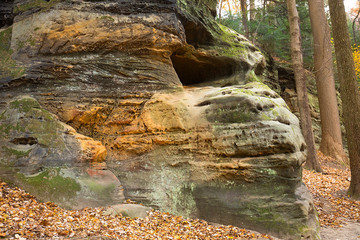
10, 137, 38, 145
171, 49, 248, 86
0, 0, 14, 28
278, 66, 295, 92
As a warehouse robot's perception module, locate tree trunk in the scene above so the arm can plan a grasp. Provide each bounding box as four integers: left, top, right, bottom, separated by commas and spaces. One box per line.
328, 0, 360, 199
227, 0, 233, 19
240, 0, 249, 38
218, 0, 224, 24
307, 0, 347, 163
250, 0, 256, 21
286, 0, 322, 172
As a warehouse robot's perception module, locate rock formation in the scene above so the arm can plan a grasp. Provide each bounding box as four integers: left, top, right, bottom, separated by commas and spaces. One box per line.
0, 96, 124, 209
0, 0, 320, 239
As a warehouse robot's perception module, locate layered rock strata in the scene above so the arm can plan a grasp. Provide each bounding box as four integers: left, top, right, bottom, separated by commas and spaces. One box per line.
0, 0, 320, 239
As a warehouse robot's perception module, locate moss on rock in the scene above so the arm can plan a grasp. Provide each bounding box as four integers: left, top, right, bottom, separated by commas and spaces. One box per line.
79, 178, 116, 200
15, 168, 81, 202
0, 27, 25, 79
206, 104, 258, 124
2, 146, 31, 158
9, 97, 41, 113
14, 0, 61, 14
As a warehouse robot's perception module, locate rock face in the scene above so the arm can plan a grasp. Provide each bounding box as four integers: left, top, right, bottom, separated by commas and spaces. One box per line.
0, 0, 320, 239
109, 83, 319, 239
0, 97, 124, 209
104, 204, 152, 219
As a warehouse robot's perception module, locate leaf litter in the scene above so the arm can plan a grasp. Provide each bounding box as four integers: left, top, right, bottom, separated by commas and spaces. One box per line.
303, 151, 360, 228
0, 182, 271, 239
1, 151, 358, 239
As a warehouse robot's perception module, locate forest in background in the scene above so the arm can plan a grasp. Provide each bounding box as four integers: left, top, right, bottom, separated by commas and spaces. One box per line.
218, 0, 360, 84
0, 0, 359, 238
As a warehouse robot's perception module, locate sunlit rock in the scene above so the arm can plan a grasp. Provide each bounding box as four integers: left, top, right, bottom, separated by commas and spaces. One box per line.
0, 0, 320, 239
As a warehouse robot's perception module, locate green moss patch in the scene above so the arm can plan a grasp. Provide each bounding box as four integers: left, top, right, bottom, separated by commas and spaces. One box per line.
15, 168, 81, 202
246, 70, 263, 83
9, 98, 41, 113
99, 15, 115, 22
0, 27, 25, 79
14, 0, 61, 14
2, 98, 66, 149
0, 123, 26, 135
80, 179, 116, 200
206, 104, 258, 123
2, 146, 31, 158
0, 110, 6, 120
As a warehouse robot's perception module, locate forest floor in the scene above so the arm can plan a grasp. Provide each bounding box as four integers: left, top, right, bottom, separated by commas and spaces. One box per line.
0, 151, 359, 240
303, 151, 360, 240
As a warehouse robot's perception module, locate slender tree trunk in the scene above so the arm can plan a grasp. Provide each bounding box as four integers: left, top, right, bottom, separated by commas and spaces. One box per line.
250, 0, 256, 21
240, 0, 249, 38
227, 0, 233, 19
328, 0, 360, 199
261, 0, 266, 17
219, 0, 224, 23
286, 0, 322, 172
307, 0, 347, 163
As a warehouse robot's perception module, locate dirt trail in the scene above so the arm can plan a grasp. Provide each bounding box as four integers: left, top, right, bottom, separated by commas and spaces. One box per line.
303, 152, 360, 240
321, 221, 360, 240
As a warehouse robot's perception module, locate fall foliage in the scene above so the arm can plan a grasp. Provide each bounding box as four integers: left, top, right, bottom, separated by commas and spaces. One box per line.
303, 152, 360, 227
352, 44, 360, 83
0, 181, 271, 239
0, 151, 359, 239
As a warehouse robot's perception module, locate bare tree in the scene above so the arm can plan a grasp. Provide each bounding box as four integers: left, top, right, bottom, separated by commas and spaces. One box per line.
218, 0, 224, 23
328, 0, 360, 199
352, 7, 360, 43
240, 0, 249, 38
286, 0, 322, 172
307, 0, 347, 163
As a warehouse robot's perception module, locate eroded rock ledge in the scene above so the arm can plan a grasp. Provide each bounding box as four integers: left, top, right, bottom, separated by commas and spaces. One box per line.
0, 0, 320, 239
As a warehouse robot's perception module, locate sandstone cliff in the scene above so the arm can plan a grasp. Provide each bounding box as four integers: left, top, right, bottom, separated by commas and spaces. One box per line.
0, 0, 320, 239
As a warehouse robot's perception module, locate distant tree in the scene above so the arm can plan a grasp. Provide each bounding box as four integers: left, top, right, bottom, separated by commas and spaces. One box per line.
249, 0, 256, 20
307, 0, 347, 163
352, 8, 360, 43
286, 0, 322, 172
240, 0, 249, 38
328, 0, 360, 199
218, 0, 224, 23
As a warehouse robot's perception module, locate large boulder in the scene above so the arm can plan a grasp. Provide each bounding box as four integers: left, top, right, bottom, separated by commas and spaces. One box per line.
109, 82, 319, 239
0, 0, 320, 239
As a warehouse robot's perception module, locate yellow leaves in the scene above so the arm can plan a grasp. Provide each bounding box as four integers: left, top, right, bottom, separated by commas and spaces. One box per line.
352, 44, 360, 84
220, 0, 241, 14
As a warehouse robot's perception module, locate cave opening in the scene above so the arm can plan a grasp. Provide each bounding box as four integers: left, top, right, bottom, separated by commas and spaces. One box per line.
170, 49, 247, 86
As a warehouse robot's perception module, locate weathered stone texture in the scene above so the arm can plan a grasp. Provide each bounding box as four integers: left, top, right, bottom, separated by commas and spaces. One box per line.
0, 0, 320, 239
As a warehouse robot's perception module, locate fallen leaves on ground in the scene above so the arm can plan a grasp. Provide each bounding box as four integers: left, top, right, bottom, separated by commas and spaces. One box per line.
303, 151, 360, 228
2, 151, 358, 239
0, 182, 271, 239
